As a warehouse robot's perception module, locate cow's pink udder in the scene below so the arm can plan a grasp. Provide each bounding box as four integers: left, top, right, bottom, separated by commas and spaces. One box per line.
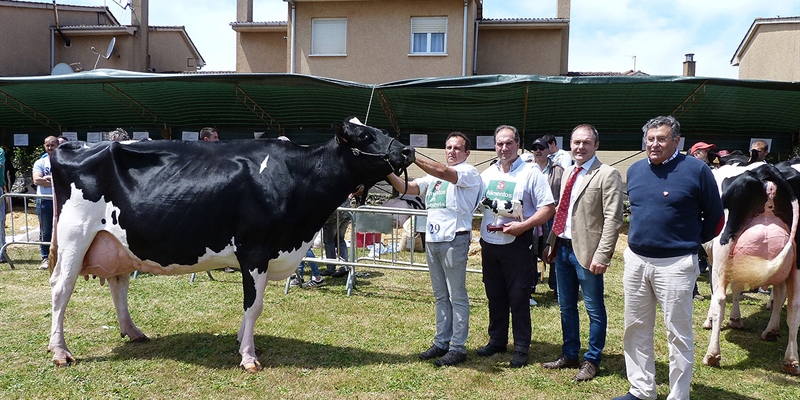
732, 214, 789, 260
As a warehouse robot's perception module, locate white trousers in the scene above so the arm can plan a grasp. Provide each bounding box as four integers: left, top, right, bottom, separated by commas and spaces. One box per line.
622, 248, 698, 400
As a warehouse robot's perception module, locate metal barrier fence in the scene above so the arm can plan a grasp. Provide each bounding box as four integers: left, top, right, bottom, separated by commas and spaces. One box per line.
285, 205, 484, 296
1, 192, 51, 270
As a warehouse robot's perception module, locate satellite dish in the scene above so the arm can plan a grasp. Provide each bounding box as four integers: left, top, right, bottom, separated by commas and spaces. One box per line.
105, 37, 116, 59
51, 62, 75, 75
92, 37, 116, 69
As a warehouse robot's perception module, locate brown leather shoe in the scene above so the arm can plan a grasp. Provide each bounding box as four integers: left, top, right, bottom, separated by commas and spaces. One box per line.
572, 361, 598, 382
541, 355, 580, 369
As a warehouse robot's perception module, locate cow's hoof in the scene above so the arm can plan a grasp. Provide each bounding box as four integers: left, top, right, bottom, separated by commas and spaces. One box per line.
703, 354, 721, 367
702, 318, 713, 330
729, 318, 744, 329
241, 361, 262, 373
782, 361, 800, 376
52, 355, 77, 367
761, 330, 780, 342
130, 335, 150, 343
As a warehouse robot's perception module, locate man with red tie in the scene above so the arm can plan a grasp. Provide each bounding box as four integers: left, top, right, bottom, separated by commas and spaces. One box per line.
541, 124, 623, 381
477, 125, 555, 368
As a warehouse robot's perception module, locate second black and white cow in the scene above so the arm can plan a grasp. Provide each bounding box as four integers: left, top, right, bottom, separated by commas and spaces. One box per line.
46, 117, 414, 372
702, 163, 800, 375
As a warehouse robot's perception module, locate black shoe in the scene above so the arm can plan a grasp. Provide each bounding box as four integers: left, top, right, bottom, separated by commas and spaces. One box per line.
434, 350, 466, 367
419, 345, 448, 360
509, 351, 528, 368
320, 267, 336, 276
476, 344, 506, 357
331, 267, 348, 278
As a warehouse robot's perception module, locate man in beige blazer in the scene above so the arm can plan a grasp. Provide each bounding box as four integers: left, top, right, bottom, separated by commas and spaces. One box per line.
540, 124, 624, 382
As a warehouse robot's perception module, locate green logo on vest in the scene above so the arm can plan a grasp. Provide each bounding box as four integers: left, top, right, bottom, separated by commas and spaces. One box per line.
426, 180, 448, 209
485, 180, 516, 201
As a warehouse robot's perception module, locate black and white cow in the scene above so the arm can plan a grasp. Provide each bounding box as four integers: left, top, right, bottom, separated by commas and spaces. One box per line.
46, 117, 414, 372
701, 163, 800, 375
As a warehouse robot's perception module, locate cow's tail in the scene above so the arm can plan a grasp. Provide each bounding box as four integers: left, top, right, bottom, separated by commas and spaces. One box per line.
47, 191, 59, 274
730, 197, 799, 286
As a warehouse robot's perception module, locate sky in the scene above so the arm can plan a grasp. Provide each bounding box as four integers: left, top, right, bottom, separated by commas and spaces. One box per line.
60, 0, 800, 78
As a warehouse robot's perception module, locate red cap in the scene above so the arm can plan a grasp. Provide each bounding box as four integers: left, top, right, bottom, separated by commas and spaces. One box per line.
717, 149, 730, 157
689, 141, 716, 155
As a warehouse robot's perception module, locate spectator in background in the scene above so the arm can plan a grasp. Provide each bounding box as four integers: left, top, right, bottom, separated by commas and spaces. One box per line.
108, 128, 130, 141
689, 141, 716, 298
290, 248, 325, 289
0, 147, 7, 263
689, 141, 716, 167
542, 134, 573, 169
529, 137, 564, 302
33, 136, 58, 270
57, 135, 69, 144
200, 127, 219, 142
202, 127, 235, 273
750, 140, 769, 162
320, 198, 351, 278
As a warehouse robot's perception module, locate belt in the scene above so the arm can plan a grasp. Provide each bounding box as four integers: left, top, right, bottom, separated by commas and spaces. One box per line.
559, 238, 573, 248
455, 231, 470, 236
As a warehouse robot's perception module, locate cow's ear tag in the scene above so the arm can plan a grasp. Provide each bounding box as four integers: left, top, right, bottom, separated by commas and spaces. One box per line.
663, 191, 669, 196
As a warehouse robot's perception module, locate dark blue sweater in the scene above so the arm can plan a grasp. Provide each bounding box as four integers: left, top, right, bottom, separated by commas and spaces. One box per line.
627, 153, 724, 258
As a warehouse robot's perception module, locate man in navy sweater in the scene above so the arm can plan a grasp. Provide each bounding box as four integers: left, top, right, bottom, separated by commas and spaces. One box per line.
613, 116, 723, 400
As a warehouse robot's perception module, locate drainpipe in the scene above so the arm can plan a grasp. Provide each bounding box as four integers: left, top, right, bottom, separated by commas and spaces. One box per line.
462, 1, 468, 76
288, 0, 296, 74
472, 20, 479, 75
50, 27, 55, 72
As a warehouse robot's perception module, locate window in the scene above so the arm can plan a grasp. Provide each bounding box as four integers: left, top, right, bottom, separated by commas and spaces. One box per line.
411, 17, 447, 54
312, 18, 347, 55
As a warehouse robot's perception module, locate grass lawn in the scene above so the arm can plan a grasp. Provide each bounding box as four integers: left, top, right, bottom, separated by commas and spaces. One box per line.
0, 237, 798, 400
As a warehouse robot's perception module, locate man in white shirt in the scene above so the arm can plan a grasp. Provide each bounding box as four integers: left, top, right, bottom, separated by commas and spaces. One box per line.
387, 132, 482, 367
477, 125, 555, 368
33, 136, 58, 270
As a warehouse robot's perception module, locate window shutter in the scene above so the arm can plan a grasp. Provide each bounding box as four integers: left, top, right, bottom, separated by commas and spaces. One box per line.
411, 17, 447, 34
312, 18, 347, 55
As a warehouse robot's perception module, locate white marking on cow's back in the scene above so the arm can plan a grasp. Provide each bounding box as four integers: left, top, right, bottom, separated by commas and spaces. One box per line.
60, 184, 130, 247
260, 155, 269, 174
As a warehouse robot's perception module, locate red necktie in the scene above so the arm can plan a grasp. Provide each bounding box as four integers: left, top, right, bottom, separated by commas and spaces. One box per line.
552, 166, 583, 236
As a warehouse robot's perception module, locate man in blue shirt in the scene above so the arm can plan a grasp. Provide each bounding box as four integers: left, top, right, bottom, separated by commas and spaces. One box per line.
614, 116, 723, 400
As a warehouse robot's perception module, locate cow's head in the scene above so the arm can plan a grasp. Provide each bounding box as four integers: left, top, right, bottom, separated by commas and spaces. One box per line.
333, 116, 415, 175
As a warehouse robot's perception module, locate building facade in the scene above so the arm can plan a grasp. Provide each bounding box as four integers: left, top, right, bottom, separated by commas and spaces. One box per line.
0, 0, 205, 77
732, 17, 800, 82
231, 0, 571, 84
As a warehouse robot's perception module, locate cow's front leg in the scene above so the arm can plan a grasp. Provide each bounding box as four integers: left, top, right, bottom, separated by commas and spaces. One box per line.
108, 273, 148, 342
238, 266, 269, 372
